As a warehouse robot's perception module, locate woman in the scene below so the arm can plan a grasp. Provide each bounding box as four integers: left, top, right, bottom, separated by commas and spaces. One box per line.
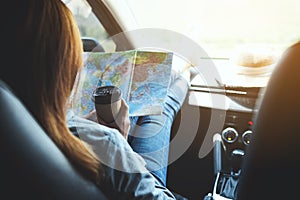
2, 0, 100, 183
1, 0, 189, 199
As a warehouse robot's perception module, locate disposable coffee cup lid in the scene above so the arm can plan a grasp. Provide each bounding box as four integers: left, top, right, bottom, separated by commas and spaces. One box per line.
92, 86, 122, 104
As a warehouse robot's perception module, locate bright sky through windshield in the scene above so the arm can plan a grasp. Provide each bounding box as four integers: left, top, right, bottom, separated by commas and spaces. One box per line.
124, 0, 300, 58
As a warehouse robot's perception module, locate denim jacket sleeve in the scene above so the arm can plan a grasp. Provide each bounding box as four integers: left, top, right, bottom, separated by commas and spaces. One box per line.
66, 110, 176, 199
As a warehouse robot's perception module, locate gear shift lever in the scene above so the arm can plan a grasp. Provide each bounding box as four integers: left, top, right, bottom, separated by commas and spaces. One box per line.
213, 133, 223, 175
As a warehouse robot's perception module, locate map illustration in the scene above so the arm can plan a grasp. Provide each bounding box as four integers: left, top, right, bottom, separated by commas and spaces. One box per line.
71, 50, 173, 117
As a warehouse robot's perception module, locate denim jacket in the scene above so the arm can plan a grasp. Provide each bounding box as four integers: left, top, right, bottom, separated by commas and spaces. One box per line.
66, 110, 176, 199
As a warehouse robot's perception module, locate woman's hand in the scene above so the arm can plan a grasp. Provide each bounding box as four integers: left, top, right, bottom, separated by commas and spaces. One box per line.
82, 109, 98, 122
97, 99, 131, 140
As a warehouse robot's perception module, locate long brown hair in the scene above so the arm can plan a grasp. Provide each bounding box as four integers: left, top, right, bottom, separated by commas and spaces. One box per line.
1, 0, 101, 183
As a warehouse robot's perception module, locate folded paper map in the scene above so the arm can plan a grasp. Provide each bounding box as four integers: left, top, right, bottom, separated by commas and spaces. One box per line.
71, 50, 173, 117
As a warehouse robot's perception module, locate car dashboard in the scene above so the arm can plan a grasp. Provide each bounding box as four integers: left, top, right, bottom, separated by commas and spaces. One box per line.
189, 80, 261, 155
167, 58, 267, 199
188, 57, 267, 158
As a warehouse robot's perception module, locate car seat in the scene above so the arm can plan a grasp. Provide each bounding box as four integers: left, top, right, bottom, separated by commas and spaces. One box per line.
82, 37, 105, 52
236, 43, 300, 199
0, 79, 108, 200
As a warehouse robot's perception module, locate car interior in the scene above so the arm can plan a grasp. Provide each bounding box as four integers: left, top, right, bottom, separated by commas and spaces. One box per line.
1, 0, 300, 199
0, 80, 108, 200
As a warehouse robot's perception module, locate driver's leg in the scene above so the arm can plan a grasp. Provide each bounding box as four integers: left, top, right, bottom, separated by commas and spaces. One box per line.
128, 71, 189, 186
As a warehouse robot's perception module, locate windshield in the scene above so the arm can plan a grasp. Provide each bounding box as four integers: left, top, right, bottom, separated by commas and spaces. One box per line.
66, 0, 300, 87
120, 0, 300, 59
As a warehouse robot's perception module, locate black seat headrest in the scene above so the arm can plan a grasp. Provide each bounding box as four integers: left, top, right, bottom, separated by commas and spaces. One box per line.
237, 43, 300, 199
0, 80, 107, 200
82, 37, 105, 52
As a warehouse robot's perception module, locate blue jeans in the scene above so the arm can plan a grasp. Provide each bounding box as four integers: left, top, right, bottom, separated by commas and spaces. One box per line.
127, 72, 189, 186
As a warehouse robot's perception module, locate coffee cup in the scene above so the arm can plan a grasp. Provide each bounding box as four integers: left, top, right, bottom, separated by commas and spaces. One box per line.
92, 86, 122, 124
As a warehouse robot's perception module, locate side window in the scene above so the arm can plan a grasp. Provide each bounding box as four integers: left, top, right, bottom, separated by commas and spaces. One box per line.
64, 0, 116, 52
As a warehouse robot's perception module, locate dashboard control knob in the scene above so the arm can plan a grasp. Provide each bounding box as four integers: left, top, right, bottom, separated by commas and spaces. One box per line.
242, 130, 252, 145
221, 127, 238, 143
